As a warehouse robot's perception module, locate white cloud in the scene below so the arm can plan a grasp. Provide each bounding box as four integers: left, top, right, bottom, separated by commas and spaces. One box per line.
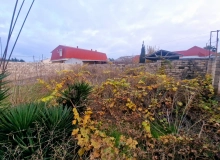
0, 0, 220, 60
82, 29, 99, 36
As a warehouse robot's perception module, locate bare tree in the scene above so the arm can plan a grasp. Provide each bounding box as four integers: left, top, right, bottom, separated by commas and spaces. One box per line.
146, 45, 159, 55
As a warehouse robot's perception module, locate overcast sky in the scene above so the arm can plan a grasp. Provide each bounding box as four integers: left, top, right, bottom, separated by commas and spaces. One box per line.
0, 0, 220, 62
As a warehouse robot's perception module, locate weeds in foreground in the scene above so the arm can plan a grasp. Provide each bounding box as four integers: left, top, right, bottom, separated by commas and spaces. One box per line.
71, 69, 219, 159
1, 65, 220, 159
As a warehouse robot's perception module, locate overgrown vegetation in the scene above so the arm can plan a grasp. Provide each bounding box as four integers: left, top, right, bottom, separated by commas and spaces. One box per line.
0, 65, 219, 159
0, 103, 75, 159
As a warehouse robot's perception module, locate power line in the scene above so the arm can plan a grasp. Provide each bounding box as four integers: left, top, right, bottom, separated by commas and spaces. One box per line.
0, 0, 35, 72
5, 0, 35, 70
0, 0, 18, 68
11, 55, 33, 57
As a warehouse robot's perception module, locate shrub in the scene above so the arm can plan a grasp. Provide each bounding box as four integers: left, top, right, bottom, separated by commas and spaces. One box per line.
57, 81, 93, 113
72, 72, 219, 159
0, 72, 9, 106
2, 65, 219, 159
0, 103, 43, 158
0, 103, 75, 159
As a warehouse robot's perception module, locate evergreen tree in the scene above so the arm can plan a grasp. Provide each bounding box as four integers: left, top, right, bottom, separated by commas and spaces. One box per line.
19, 59, 25, 62
108, 58, 114, 61
9, 57, 25, 62
139, 41, 146, 63
14, 58, 18, 62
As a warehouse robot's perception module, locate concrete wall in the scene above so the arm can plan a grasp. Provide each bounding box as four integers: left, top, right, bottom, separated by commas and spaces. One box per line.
5, 62, 159, 82
156, 58, 220, 93
4, 59, 220, 93
65, 58, 83, 65
6, 62, 75, 83
161, 59, 209, 79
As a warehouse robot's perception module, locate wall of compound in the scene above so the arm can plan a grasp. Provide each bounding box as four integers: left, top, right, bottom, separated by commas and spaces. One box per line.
5, 58, 220, 93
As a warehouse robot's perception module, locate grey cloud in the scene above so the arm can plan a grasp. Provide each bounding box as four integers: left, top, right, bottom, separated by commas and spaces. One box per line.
0, 0, 220, 61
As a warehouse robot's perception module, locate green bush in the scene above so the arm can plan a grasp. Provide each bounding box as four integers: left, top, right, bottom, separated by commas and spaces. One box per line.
0, 72, 9, 107
58, 81, 92, 113
0, 103, 74, 159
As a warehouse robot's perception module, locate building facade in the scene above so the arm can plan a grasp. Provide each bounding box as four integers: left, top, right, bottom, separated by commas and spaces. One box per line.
50, 45, 107, 64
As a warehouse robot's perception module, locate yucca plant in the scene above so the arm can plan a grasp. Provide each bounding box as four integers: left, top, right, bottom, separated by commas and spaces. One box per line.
0, 103, 74, 159
0, 72, 10, 106
37, 106, 74, 157
0, 103, 41, 133
39, 105, 73, 137
58, 81, 93, 113
0, 103, 43, 157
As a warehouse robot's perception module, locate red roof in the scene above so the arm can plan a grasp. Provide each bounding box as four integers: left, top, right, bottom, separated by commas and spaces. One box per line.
51, 45, 107, 61
132, 55, 140, 63
176, 46, 215, 57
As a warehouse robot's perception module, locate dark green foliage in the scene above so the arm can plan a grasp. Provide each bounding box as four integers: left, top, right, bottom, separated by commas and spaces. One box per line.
204, 45, 217, 52
0, 72, 9, 105
39, 105, 73, 137
9, 58, 25, 62
0, 103, 42, 158
19, 59, 25, 62
36, 105, 74, 158
0, 103, 40, 132
150, 121, 177, 138
108, 129, 122, 147
139, 41, 146, 63
108, 58, 115, 61
0, 103, 74, 159
58, 81, 93, 113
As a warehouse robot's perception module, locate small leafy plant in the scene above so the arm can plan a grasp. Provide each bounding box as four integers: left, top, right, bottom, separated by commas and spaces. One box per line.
58, 81, 92, 113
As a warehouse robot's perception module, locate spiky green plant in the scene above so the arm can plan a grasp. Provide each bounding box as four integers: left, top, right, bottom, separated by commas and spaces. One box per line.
58, 81, 93, 113
0, 103, 42, 158
38, 106, 74, 157
150, 120, 177, 138
0, 103, 74, 159
0, 72, 9, 106
39, 105, 73, 137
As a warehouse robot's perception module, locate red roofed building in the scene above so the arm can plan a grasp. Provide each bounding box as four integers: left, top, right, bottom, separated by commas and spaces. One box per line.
132, 55, 140, 63
51, 45, 107, 64
176, 46, 216, 58
114, 55, 140, 64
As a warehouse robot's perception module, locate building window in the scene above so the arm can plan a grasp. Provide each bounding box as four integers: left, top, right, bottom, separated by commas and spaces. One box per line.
58, 49, 62, 57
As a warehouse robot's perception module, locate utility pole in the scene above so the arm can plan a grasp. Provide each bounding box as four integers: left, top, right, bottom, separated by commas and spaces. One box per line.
209, 31, 213, 59
209, 30, 219, 59
0, 37, 2, 58
206, 43, 208, 56
216, 30, 219, 54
